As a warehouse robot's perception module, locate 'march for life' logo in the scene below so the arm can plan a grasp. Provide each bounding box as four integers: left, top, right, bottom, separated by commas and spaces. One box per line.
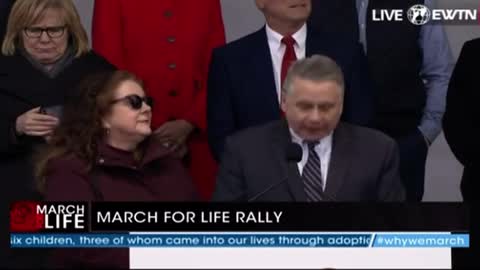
10, 201, 87, 232
372, 4, 478, 25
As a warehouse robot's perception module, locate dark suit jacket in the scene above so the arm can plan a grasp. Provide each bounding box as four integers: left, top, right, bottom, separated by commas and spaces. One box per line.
443, 38, 480, 203
308, 0, 359, 37
212, 120, 404, 202
207, 26, 373, 161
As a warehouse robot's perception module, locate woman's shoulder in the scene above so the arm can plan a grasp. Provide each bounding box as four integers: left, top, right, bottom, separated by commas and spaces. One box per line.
142, 137, 175, 164
75, 50, 116, 71
0, 53, 29, 72
43, 153, 99, 201
47, 153, 89, 175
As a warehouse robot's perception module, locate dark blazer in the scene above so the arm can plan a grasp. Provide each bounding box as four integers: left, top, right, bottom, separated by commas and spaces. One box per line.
443, 38, 480, 203
308, 0, 359, 37
45, 139, 197, 268
207, 26, 373, 161
212, 120, 405, 202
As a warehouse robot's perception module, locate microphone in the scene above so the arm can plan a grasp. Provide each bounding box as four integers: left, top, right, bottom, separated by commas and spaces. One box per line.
247, 143, 303, 202
247, 178, 287, 202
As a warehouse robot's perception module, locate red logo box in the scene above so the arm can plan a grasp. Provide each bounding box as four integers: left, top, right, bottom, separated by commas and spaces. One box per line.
10, 201, 44, 232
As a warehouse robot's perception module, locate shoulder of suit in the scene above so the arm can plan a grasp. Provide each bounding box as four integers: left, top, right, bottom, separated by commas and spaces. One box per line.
0, 53, 24, 69
0, 54, 40, 78
214, 28, 265, 54
226, 120, 281, 146
463, 38, 480, 51
338, 122, 395, 145
306, 28, 362, 63
307, 26, 359, 45
76, 51, 116, 70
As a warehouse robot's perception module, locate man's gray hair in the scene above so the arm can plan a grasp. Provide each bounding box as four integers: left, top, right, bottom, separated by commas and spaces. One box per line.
282, 55, 345, 95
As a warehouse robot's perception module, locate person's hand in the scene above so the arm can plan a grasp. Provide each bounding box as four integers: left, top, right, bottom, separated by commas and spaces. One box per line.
169, 142, 189, 159
154, 119, 195, 148
15, 107, 59, 137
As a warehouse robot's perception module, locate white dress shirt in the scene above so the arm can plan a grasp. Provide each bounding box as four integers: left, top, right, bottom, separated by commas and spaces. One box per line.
290, 128, 333, 190
265, 23, 307, 103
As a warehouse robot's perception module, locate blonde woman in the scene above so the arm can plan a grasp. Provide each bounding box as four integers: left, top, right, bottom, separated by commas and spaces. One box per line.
0, 0, 113, 267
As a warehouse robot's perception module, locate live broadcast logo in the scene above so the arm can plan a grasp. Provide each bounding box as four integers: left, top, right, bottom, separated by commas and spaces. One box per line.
10, 202, 89, 233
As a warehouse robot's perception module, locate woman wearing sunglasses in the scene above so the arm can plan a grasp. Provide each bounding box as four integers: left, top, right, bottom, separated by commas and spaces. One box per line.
34, 70, 197, 268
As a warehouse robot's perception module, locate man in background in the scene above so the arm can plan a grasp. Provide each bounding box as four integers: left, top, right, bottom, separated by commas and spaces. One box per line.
207, 0, 373, 162
310, 0, 454, 201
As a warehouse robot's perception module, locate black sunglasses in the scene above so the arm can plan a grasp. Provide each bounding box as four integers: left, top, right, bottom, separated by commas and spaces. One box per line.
110, 95, 154, 110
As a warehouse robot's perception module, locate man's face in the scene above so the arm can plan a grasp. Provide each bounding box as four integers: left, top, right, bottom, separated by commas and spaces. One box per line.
256, 0, 311, 25
281, 77, 343, 141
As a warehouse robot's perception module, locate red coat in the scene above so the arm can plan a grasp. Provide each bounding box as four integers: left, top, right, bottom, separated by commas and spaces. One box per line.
92, 0, 225, 200
44, 139, 197, 268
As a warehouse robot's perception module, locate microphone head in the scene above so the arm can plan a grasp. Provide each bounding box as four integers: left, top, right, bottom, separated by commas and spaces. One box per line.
286, 143, 303, 162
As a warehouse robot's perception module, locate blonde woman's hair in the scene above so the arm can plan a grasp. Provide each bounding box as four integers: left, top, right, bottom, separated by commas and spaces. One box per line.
1, 0, 89, 57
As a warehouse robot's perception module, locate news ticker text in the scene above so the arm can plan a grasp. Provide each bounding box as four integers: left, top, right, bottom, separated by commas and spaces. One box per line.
10, 233, 469, 248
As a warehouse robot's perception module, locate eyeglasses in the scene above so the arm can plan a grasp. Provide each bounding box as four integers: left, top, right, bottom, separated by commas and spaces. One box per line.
110, 94, 154, 110
24, 26, 66, 39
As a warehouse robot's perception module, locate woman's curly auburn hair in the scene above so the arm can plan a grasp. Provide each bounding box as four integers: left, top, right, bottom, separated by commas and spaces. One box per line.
35, 70, 144, 193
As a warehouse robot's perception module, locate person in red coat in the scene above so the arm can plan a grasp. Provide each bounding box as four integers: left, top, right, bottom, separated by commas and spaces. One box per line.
92, 0, 226, 200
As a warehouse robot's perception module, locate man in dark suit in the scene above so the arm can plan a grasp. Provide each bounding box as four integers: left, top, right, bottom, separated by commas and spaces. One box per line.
309, 0, 454, 202
207, 0, 373, 161
443, 38, 479, 204
442, 39, 479, 268
213, 55, 404, 202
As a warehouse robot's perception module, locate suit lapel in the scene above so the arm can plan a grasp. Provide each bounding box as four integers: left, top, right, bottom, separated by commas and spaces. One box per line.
269, 120, 306, 201
306, 27, 329, 57
249, 27, 281, 111
324, 123, 352, 199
